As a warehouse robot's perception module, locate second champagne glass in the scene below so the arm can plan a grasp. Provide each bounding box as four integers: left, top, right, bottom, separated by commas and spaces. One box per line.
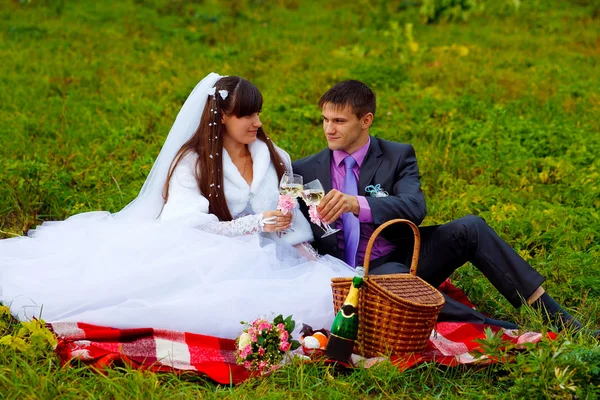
302, 179, 341, 238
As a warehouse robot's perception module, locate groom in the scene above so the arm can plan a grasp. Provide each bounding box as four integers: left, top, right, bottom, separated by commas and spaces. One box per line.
293, 79, 596, 334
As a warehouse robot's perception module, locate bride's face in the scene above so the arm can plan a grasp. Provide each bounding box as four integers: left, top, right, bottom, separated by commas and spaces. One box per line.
221, 112, 262, 145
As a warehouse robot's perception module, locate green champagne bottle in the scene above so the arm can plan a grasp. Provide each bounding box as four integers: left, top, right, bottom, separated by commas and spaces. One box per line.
325, 267, 365, 362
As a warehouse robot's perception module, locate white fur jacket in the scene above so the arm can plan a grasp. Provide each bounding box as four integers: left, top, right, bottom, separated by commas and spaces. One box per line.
159, 139, 313, 245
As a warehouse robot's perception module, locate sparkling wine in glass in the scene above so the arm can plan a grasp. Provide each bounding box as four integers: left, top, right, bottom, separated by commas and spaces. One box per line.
302, 179, 340, 238
279, 173, 304, 198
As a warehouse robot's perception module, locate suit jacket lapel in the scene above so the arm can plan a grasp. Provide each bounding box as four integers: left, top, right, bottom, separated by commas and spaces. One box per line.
358, 137, 383, 195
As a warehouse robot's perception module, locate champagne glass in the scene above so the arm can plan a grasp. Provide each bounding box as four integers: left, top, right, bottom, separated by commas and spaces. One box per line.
302, 179, 340, 238
279, 172, 304, 198
279, 172, 303, 232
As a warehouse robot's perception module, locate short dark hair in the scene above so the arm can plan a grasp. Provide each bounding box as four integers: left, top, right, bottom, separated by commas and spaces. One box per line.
318, 80, 376, 118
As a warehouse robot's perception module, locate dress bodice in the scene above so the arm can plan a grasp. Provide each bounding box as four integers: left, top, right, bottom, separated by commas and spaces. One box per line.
159, 140, 313, 245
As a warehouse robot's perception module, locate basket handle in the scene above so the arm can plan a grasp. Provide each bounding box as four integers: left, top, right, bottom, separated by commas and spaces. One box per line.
363, 219, 421, 277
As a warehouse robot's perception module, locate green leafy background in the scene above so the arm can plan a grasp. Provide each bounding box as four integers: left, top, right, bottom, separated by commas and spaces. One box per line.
1, 0, 599, 398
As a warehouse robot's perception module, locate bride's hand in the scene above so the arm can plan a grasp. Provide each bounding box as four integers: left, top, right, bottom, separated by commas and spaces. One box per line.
262, 210, 293, 233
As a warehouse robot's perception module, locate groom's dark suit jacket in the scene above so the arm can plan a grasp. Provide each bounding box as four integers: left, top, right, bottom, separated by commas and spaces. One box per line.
292, 136, 426, 262
294, 136, 546, 326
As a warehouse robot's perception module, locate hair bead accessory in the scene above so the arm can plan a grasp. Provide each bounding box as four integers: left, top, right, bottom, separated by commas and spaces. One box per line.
206, 86, 228, 100
205, 85, 229, 193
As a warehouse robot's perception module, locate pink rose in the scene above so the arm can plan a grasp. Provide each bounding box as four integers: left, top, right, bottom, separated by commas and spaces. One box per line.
252, 318, 266, 327
248, 327, 260, 343
258, 361, 268, 371
258, 322, 272, 331
277, 194, 296, 215
308, 205, 322, 227
243, 361, 252, 369
276, 323, 285, 330
279, 341, 291, 352
240, 344, 252, 359
258, 347, 265, 357
279, 330, 289, 342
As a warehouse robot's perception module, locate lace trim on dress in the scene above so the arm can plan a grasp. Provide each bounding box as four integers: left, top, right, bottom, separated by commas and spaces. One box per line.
295, 242, 322, 261
198, 213, 264, 237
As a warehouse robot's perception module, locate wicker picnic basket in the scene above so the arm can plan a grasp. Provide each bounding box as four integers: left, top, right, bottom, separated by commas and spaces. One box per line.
331, 219, 445, 357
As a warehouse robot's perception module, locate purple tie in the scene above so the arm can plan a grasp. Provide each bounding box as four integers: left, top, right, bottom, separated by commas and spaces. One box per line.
342, 156, 360, 267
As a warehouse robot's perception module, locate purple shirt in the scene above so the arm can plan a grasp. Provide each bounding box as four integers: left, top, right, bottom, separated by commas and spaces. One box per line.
331, 137, 396, 266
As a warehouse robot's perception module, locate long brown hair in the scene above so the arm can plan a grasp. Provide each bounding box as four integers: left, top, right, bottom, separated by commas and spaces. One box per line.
163, 76, 287, 221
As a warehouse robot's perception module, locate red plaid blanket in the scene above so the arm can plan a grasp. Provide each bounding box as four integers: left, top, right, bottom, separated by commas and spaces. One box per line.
48, 280, 556, 385
50, 322, 251, 384
49, 321, 554, 384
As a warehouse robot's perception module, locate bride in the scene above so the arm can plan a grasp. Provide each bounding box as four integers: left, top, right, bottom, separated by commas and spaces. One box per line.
0, 73, 354, 338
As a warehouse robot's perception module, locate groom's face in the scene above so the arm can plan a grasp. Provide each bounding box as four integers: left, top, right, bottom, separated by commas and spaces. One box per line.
321, 103, 371, 154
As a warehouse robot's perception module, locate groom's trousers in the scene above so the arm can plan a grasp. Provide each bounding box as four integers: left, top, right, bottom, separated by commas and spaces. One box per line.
370, 215, 546, 324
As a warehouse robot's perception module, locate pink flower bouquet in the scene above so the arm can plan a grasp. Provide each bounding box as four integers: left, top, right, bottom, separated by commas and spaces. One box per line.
277, 193, 296, 215
308, 205, 323, 228
236, 314, 300, 374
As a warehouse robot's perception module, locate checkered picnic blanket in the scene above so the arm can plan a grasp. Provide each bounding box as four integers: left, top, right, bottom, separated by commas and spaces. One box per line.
46, 279, 552, 383
49, 317, 554, 384
50, 322, 251, 384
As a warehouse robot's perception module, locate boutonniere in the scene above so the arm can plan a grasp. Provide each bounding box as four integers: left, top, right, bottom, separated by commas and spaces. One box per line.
365, 184, 389, 198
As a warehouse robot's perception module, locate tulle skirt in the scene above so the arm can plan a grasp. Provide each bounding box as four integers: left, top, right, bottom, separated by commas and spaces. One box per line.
0, 212, 354, 338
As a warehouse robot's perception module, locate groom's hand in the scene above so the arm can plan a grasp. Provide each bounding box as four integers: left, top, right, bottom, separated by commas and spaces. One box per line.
318, 189, 360, 224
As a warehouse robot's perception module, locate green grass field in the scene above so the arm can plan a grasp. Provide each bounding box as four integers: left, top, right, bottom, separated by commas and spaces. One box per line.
1, 0, 599, 398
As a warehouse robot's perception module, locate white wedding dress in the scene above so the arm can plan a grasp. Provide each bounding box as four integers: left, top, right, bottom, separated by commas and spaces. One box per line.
0, 140, 354, 338
0, 73, 355, 339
